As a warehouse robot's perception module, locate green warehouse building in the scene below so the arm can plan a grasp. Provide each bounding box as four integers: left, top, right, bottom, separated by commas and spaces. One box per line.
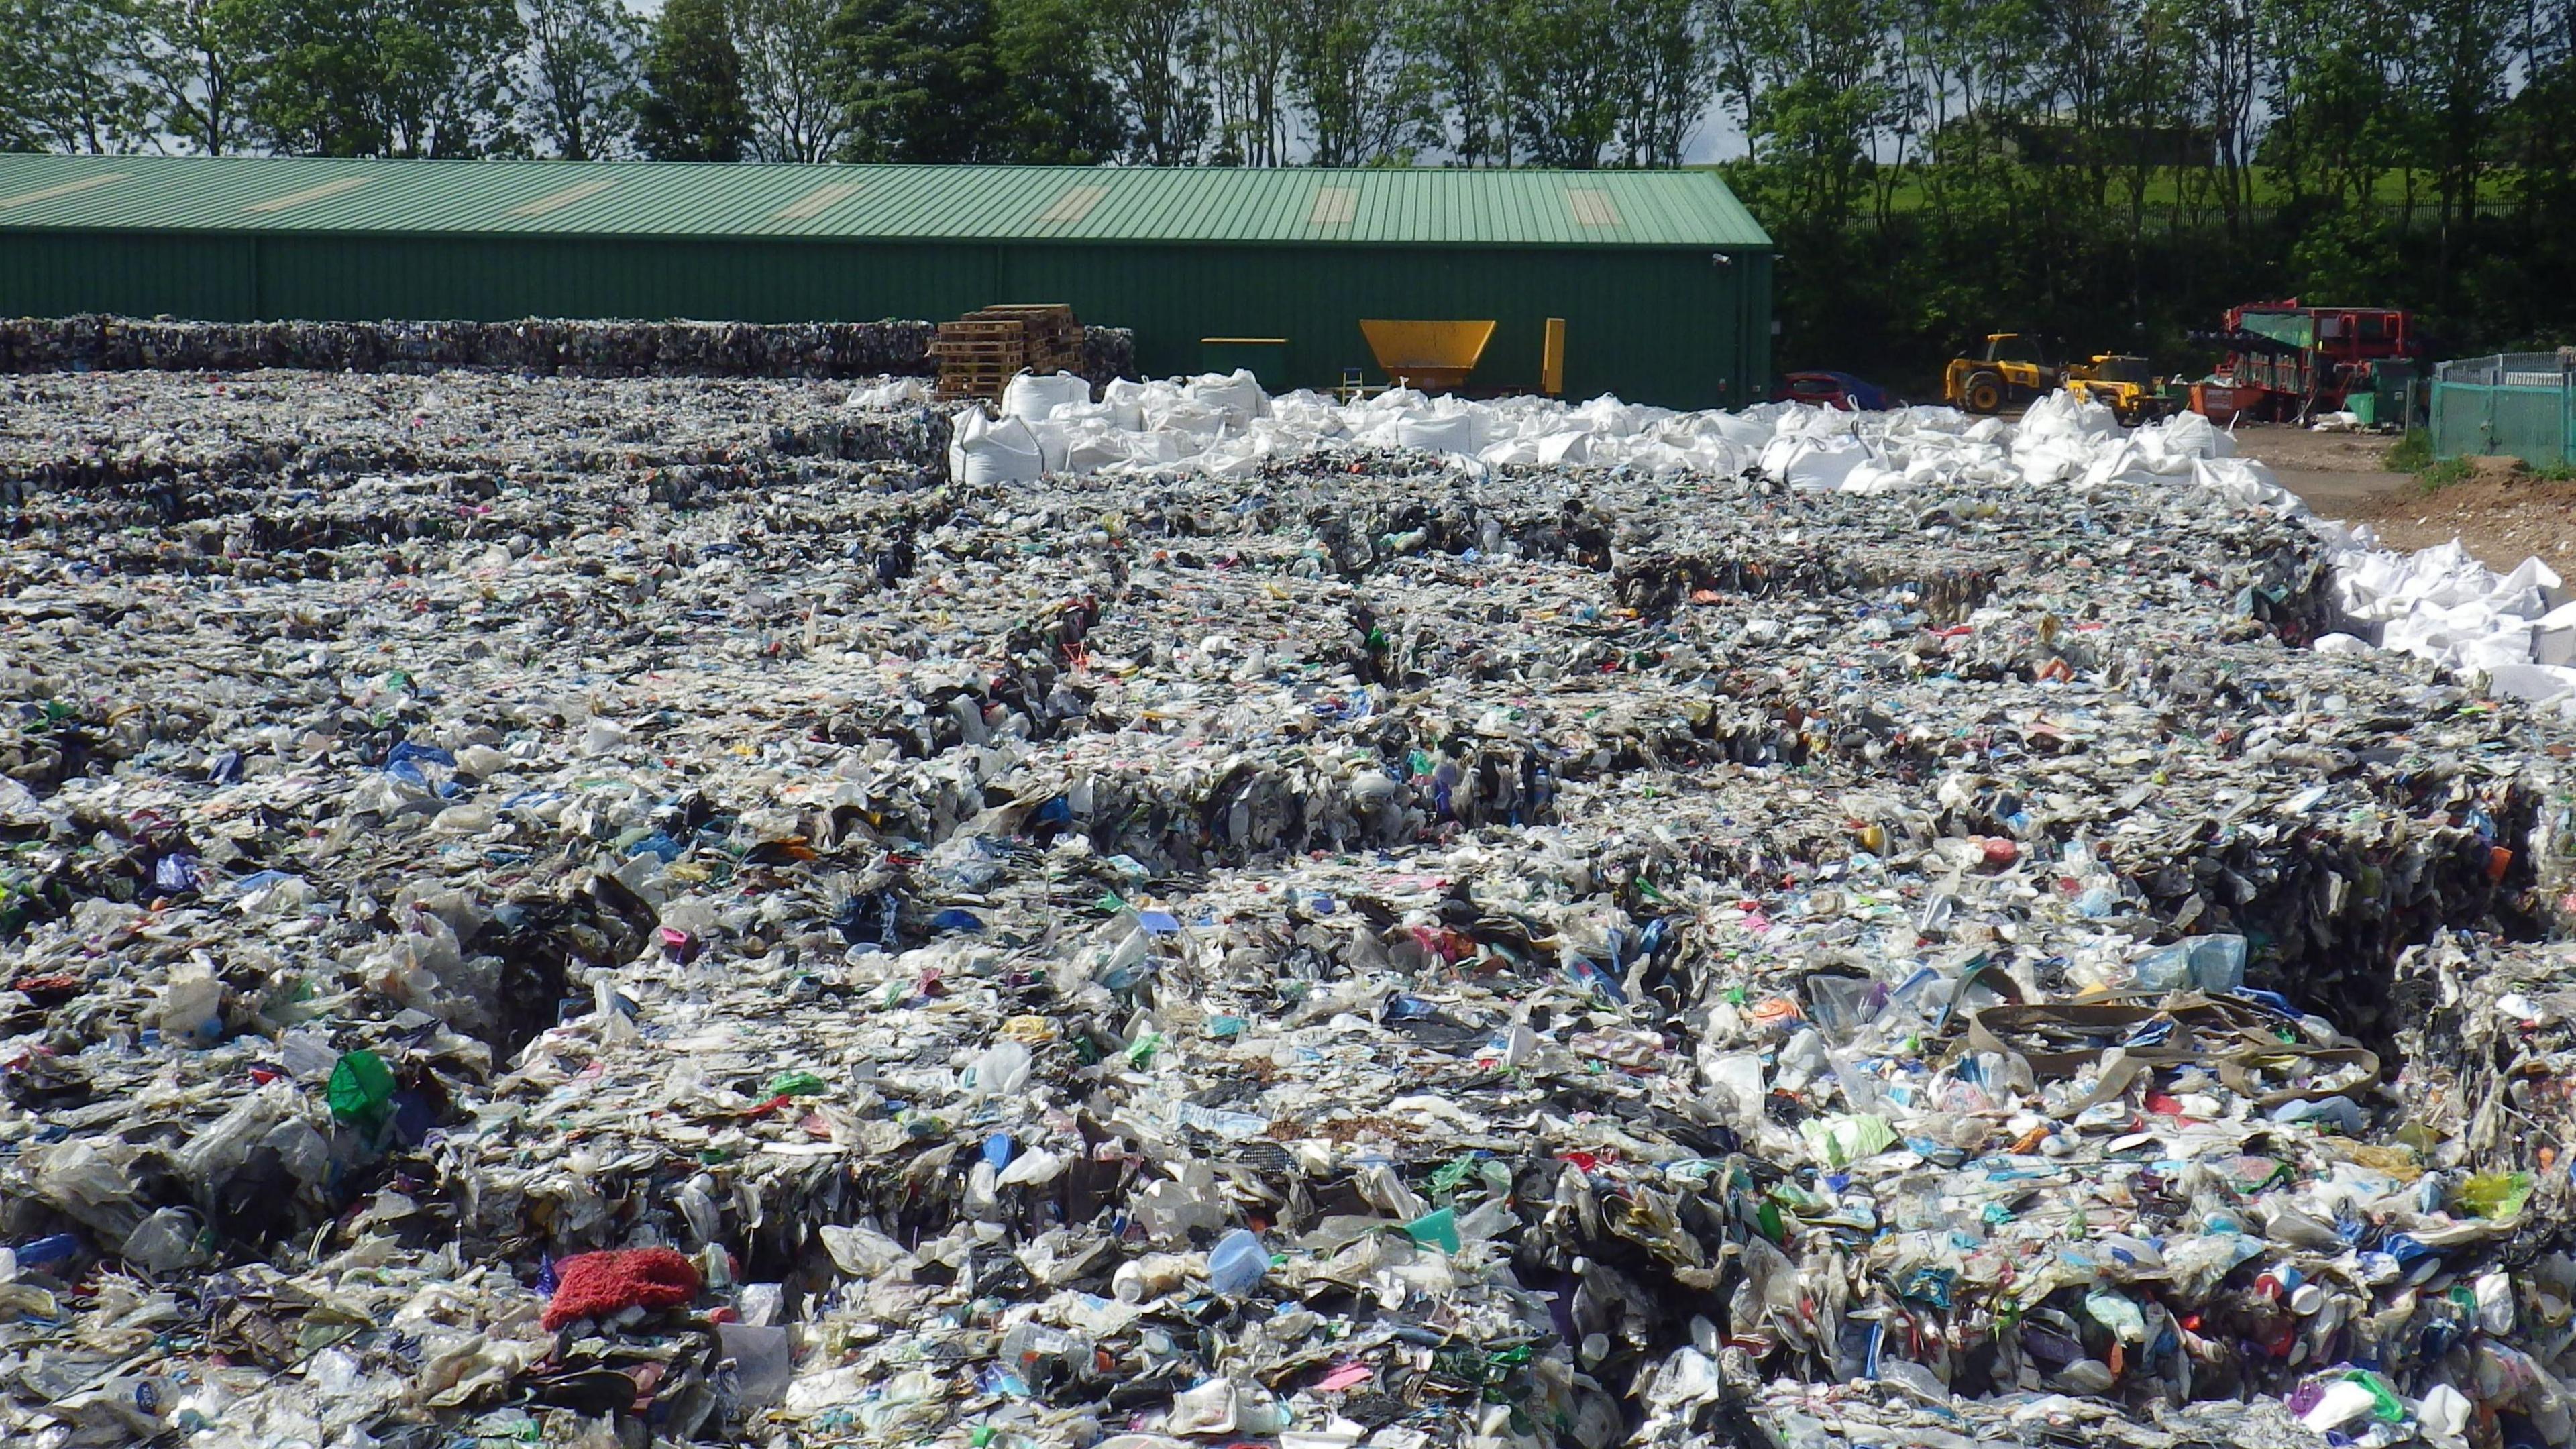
0, 152, 1773, 409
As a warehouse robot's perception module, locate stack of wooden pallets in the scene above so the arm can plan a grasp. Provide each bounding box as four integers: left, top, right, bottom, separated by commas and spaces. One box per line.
930, 304, 1083, 402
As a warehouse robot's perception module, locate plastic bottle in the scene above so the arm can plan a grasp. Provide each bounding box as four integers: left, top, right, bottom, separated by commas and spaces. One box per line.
1207, 1229, 1267, 1296
2188, 933, 2248, 993
256, 1118, 325, 1184
277, 1030, 339, 1081
99, 1375, 178, 1423
326, 1049, 397, 1126
965, 1041, 1031, 1099
153, 965, 225, 1045
11, 1233, 83, 1272
998, 1322, 1085, 1376
2130, 943, 2194, 993
176, 1086, 292, 1191
2476, 1270, 2517, 1333
120, 1209, 206, 1275
717, 1322, 794, 1410
1112, 1252, 1190, 1303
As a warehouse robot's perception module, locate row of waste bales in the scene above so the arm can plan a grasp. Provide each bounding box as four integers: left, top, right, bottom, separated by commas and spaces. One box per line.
0, 315, 1134, 386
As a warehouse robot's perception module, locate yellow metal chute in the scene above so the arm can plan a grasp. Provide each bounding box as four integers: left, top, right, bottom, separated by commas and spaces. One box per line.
1359, 319, 1496, 392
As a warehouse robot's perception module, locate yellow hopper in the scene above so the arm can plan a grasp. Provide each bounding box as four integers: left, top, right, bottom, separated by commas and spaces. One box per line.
1359, 319, 1496, 392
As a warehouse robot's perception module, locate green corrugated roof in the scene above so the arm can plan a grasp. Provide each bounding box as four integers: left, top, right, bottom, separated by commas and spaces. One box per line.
0, 152, 1772, 249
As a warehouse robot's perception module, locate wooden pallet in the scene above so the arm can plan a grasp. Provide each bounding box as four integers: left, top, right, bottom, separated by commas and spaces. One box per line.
975, 304, 1077, 340
930, 304, 1084, 400
934, 362, 1024, 402
959, 304, 1081, 372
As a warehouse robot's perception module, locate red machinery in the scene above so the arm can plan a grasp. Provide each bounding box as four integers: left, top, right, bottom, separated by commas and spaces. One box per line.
2192, 300, 2418, 423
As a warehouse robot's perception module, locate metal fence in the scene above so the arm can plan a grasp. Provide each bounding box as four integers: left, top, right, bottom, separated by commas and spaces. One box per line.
2432, 351, 2576, 465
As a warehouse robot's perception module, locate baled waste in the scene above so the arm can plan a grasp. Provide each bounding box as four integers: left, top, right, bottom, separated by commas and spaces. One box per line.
0, 364, 2570, 1449
0, 315, 1134, 388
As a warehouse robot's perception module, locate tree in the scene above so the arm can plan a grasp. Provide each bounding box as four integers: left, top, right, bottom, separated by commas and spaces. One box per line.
0, 0, 156, 153
833, 0, 1008, 162
2174, 0, 2261, 235
520, 0, 641, 159
235, 0, 378, 152
835, 0, 1128, 162
734, 0, 853, 161
1613, 0, 1716, 166
377, 0, 527, 154
1283, 0, 1432, 166
1497, 0, 1624, 168
2259, 0, 2406, 213
2404, 0, 2512, 273
2502, 0, 2575, 239
1205, 0, 1292, 164
2102, 0, 2186, 321
237, 0, 524, 156
1081, 0, 1209, 164
128, 0, 259, 154
1403, 0, 1507, 164
991, 0, 1126, 162
1720, 0, 1900, 221
635, 0, 751, 159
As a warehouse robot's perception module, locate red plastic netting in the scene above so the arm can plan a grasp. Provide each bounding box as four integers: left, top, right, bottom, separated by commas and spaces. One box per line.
541, 1248, 702, 1330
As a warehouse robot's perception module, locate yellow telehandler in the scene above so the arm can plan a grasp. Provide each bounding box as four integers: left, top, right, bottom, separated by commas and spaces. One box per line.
2063, 354, 2180, 425
1945, 335, 2179, 425
1943, 333, 2063, 415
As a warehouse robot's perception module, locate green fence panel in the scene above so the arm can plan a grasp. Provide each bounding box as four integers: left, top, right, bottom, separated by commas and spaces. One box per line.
2432, 354, 2575, 466
2431, 382, 2490, 458
2495, 388, 2571, 467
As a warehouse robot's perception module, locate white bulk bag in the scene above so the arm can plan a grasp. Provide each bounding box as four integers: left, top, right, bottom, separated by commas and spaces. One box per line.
1002, 372, 1093, 423
947, 408, 1043, 485
1185, 370, 1271, 425
1396, 413, 1479, 455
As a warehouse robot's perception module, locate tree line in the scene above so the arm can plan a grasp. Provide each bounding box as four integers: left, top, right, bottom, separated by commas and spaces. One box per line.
1721, 0, 2576, 377
1, 0, 2571, 378
0, 0, 1725, 168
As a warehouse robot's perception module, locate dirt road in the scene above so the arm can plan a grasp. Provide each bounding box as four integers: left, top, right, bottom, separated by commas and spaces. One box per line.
2228, 424, 2576, 581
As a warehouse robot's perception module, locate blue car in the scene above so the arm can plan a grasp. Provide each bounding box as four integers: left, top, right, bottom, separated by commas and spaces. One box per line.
1772, 370, 1900, 411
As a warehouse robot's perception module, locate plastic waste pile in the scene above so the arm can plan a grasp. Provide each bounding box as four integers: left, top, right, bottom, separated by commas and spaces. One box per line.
0, 370, 957, 575
2022, 394, 2576, 705
5, 364, 2576, 1449
0, 315, 1134, 386
965, 378, 2573, 706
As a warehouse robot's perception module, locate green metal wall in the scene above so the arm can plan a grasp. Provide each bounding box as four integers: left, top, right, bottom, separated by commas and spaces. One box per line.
0, 229, 1771, 408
